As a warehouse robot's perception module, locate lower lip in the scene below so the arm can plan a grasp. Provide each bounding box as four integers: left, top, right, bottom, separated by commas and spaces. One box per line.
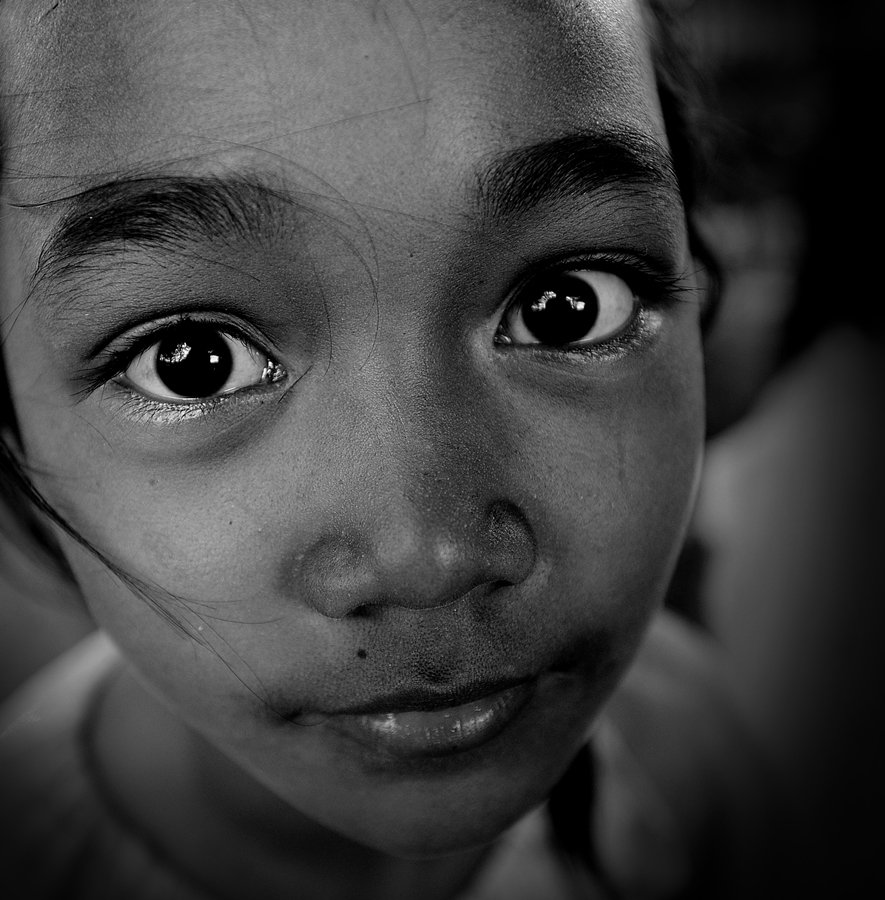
331, 681, 538, 759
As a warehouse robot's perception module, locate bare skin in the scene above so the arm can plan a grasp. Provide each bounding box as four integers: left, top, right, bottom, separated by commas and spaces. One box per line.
0, 1, 704, 897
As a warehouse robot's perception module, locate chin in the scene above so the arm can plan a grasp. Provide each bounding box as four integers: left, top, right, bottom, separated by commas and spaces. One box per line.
360, 802, 536, 860
338, 756, 564, 860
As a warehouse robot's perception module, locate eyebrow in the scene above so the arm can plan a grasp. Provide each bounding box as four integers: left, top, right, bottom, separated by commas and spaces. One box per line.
28, 127, 679, 290
29, 175, 294, 288
474, 128, 681, 222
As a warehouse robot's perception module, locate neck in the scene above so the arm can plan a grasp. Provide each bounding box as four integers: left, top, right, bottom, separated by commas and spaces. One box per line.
89, 664, 493, 900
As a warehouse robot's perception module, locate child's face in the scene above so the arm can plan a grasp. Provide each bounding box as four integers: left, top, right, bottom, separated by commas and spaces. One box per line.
1, 0, 703, 855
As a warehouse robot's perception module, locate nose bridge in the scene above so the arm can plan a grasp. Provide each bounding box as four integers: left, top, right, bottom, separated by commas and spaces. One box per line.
345, 343, 491, 511
295, 358, 536, 617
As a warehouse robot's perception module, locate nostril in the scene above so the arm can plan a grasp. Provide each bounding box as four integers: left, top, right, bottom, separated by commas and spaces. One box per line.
342, 602, 378, 620
484, 499, 537, 585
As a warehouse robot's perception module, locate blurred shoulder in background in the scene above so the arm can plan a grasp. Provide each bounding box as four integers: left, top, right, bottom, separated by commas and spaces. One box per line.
666, 1, 884, 895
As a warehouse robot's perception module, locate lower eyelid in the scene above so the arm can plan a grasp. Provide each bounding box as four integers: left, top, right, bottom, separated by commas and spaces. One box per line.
498, 306, 661, 363
100, 377, 281, 427
571, 309, 659, 358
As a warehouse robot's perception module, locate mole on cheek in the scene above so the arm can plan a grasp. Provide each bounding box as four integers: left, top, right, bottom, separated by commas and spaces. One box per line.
356, 648, 367, 660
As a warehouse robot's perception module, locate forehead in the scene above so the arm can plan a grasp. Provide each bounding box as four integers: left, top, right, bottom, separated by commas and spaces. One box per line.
1, 0, 662, 209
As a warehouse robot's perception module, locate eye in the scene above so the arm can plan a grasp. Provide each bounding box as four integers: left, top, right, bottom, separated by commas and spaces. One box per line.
497, 269, 638, 348
120, 321, 284, 402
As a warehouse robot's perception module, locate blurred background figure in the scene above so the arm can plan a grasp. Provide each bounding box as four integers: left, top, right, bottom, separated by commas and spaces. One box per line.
666, 0, 884, 896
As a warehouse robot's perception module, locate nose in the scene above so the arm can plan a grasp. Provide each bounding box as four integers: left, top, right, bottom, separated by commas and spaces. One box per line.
298, 494, 536, 618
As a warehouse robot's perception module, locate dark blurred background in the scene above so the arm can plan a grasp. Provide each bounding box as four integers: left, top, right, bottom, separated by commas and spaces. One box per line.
668, 1, 884, 896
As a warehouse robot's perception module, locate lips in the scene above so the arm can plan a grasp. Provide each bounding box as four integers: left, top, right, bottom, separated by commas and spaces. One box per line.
320, 677, 540, 759
276, 630, 604, 761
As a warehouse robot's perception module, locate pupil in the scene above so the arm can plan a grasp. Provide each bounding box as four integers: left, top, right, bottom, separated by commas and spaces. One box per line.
522, 274, 599, 345
156, 326, 233, 398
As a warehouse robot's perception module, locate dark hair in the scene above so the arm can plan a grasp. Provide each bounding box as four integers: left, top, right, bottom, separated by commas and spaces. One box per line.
645, 0, 722, 327
0, 0, 721, 598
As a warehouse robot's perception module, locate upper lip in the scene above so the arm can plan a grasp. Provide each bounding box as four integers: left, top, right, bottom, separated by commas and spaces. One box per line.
323, 675, 537, 717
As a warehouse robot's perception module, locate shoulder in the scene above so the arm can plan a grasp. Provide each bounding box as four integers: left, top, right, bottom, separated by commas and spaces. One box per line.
591, 610, 780, 899
0, 634, 206, 900
0, 630, 120, 815
0, 633, 110, 897
605, 608, 744, 771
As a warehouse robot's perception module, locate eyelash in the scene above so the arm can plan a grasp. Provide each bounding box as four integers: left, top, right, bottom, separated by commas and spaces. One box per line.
495, 250, 690, 357
99, 390, 245, 426
78, 315, 287, 416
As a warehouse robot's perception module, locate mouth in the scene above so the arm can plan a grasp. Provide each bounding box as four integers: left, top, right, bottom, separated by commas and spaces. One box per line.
321, 677, 540, 759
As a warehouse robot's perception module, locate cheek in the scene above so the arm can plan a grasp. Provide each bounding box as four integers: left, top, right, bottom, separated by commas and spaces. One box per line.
48, 460, 288, 646
512, 349, 705, 637
57, 531, 300, 748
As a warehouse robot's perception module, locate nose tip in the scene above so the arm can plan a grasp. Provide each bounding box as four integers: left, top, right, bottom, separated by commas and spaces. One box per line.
297, 500, 536, 618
